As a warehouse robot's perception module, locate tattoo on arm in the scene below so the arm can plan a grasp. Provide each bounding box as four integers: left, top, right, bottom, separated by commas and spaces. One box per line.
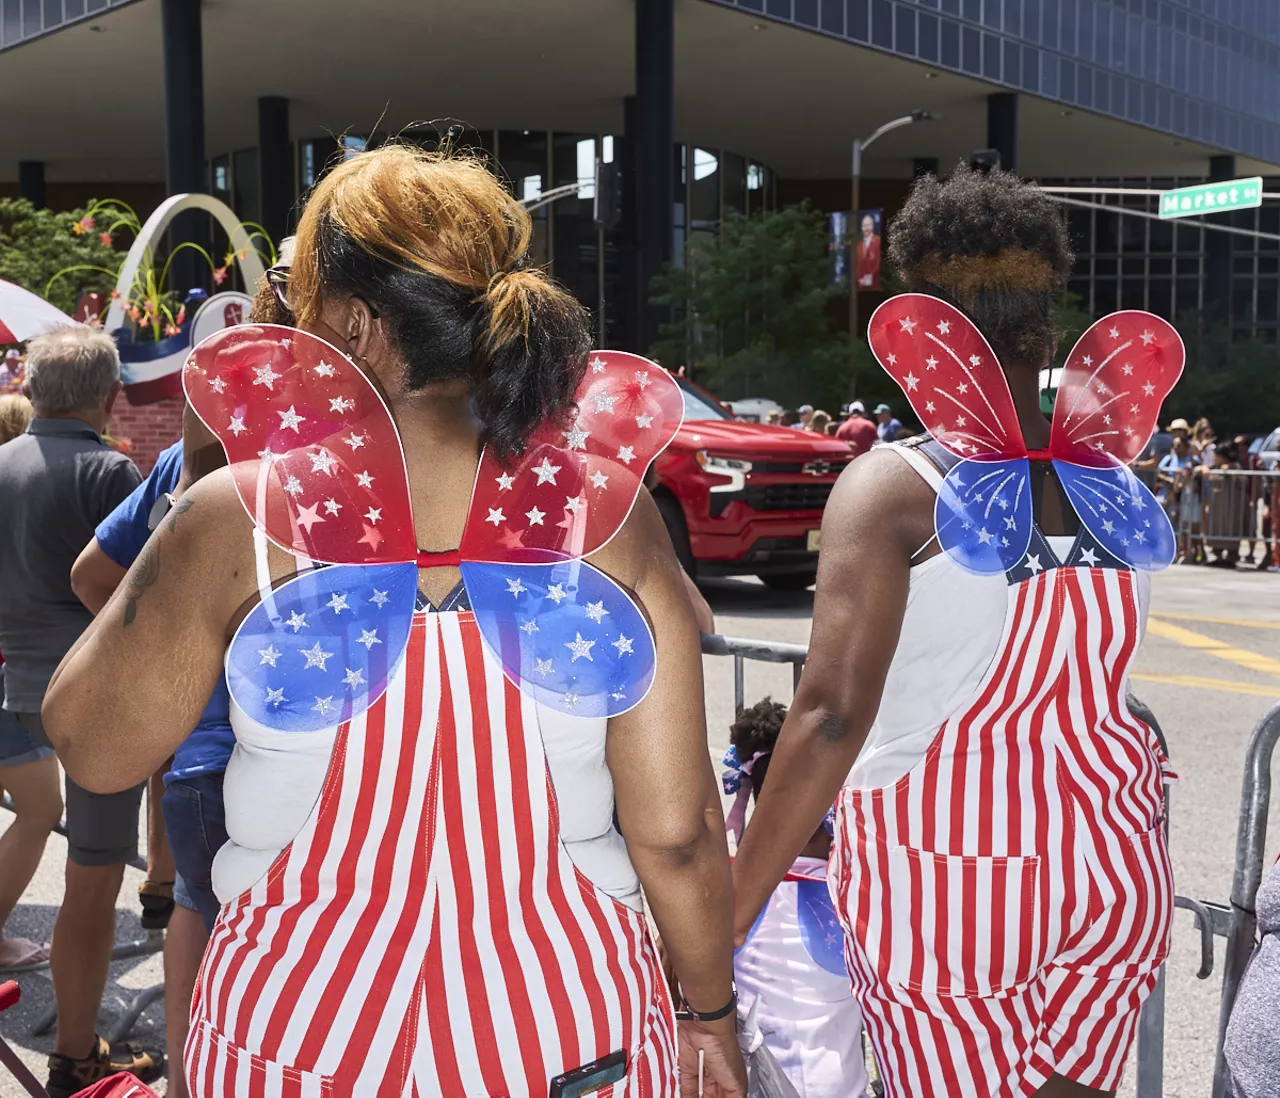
167, 495, 195, 535
122, 543, 161, 627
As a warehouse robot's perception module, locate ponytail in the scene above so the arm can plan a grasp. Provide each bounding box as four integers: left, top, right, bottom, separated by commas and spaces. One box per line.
291, 144, 592, 458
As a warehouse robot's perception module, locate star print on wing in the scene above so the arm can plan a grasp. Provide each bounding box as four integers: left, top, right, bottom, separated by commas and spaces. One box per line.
355, 471, 374, 489
329, 396, 354, 414
938, 320, 951, 334
617, 446, 636, 464
326, 592, 349, 614
323, 498, 342, 516
342, 668, 365, 689
546, 584, 568, 604
903, 372, 919, 391
1142, 382, 1156, 396
345, 433, 366, 451
486, 507, 505, 526
1122, 364, 1133, 375
977, 528, 994, 544
296, 503, 324, 532
265, 687, 286, 707
612, 634, 635, 656
584, 601, 609, 623
968, 355, 981, 367
564, 495, 585, 514
506, 577, 527, 597
636, 414, 653, 429
496, 472, 515, 491
520, 619, 539, 635
886, 353, 898, 366
1141, 330, 1155, 345
565, 632, 596, 662
357, 628, 381, 650
314, 360, 335, 377
525, 506, 546, 526
1109, 327, 1120, 339
533, 458, 561, 486
925, 356, 938, 370
634, 370, 652, 388
589, 471, 609, 490
591, 392, 619, 414
365, 507, 382, 525
285, 611, 308, 632
283, 476, 303, 496
310, 448, 338, 476
925, 401, 936, 413
899, 316, 917, 334
277, 405, 306, 432
313, 696, 338, 717
253, 362, 281, 390
562, 692, 580, 709
563, 424, 590, 450
258, 447, 277, 463
259, 644, 281, 667
534, 657, 553, 677
369, 589, 390, 608
589, 356, 606, 373
228, 415, 247, 436
209, 377, 227, 393
300, 641, 333, 670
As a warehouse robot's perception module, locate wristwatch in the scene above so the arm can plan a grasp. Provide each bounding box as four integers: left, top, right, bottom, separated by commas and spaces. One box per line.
147, 492, 175, 533
674, 983, 738, 1023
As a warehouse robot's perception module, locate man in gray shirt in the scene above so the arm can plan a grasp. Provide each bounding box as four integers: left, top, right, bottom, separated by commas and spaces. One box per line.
0, 327, 163, 1094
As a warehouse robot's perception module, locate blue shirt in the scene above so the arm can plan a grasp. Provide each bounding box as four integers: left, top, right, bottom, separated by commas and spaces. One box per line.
95, 442, 234, 784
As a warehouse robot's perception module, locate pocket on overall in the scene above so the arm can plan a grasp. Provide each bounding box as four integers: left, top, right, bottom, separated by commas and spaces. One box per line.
186, 1018, 334, 1098
879, 844, 1048, 998
1118, 823, 1175, 974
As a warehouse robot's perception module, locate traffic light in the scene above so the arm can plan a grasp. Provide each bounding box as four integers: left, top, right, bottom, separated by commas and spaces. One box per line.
594, 161, 622, 230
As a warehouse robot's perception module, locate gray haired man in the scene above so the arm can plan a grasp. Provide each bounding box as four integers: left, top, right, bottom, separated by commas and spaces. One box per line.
0, 328, 164, 1094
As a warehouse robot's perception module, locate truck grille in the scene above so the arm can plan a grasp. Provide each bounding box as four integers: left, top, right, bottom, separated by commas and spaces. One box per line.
753, 458, 851, 476
741, 483, 835, 511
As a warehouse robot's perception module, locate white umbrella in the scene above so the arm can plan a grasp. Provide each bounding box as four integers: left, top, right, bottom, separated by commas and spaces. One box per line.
0, 279, 79, 344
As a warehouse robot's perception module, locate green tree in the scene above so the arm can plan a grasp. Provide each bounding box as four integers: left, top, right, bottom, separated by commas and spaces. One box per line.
0, 198, 119, 315
1167, 318, 1280, 434
648, 203, 853, 411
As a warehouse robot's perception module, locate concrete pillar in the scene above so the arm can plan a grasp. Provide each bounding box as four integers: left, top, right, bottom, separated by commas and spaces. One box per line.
1204, 154, 1235, 320
18, 161, 45, 208
632, 0, 674, 354
258, 96, 293, 246
160, 0, 206, 294
986, 93, 1019, 175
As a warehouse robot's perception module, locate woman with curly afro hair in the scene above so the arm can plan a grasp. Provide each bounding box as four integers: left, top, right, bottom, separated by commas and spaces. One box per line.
732, 167, 1175, 1098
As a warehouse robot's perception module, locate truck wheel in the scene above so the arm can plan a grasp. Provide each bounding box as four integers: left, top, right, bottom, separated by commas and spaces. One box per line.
653, 493, 697, 577
759, 571, 817, 591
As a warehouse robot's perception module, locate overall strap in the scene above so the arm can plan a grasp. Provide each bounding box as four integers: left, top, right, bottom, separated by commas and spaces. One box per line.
880, 436, 958, 560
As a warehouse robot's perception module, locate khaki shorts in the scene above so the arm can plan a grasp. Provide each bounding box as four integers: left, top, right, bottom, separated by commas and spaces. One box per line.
18, 711, 144, 867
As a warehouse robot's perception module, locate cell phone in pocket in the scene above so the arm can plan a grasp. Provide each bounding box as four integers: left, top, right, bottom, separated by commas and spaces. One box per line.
547, 1049, 628, 1097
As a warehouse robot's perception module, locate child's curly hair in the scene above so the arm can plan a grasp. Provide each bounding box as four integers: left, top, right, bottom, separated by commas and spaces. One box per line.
888, 165, 1074, 368
729, 697, 788, 798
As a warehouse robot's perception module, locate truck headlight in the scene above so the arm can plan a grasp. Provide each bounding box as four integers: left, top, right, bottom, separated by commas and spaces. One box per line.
695, 451, 752, 493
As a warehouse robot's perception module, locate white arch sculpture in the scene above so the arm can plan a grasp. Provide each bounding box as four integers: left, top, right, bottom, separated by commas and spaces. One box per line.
104, 193, 268, 331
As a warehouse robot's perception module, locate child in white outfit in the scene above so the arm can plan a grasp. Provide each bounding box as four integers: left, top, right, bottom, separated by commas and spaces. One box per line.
725, 699, 870, 1098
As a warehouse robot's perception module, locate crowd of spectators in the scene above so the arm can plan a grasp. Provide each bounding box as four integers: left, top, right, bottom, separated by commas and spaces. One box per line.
761, 400, 913, 458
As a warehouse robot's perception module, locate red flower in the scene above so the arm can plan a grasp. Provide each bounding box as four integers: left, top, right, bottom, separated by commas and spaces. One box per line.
110, 289, 123, 300
164, 323, 181, 337
175, 305, 186, 326
213, 267, 228, 285
99, 231, 113, 247
72, 214, 94, 236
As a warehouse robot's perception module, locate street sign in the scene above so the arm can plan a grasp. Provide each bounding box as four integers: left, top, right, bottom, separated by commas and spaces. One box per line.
1159, 177, 1264, 219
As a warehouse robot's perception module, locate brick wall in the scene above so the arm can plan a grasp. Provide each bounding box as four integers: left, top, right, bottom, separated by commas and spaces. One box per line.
108, 396, 184, 476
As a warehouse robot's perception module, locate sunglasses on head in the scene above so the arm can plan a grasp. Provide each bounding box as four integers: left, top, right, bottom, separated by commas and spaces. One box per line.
266, 265, 291, 311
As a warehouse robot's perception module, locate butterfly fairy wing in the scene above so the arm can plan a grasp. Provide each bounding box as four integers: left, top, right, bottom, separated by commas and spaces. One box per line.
459, 351, 685, 563
225, 562, 418, 733
868, 293, 1027, 461
1052, 460, 1176, 571
935, 457, 1033, 575
1050, 312, 1184, 467
461, 558, 656, 718
183, 325, 417, 564
795, 877, 849, 977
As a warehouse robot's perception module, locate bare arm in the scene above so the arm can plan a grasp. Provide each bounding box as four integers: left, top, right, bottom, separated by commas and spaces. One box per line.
603, 494, 743, 1093
729, 449, 931, 942
42, 471, 256, 792
70, 538, 128, 615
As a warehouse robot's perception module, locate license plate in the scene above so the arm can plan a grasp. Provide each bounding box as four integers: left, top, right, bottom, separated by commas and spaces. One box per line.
807, 529, 822, 552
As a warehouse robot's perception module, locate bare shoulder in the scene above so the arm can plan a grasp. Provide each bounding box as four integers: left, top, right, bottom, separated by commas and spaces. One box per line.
823, 445, 937, 559
582, 488, 681, 597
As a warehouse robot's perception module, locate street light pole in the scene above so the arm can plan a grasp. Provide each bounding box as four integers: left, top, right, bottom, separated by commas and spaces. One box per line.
848, 110, 933, 389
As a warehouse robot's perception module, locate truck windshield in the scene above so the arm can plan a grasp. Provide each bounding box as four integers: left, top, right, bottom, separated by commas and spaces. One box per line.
678, 380, 730, 421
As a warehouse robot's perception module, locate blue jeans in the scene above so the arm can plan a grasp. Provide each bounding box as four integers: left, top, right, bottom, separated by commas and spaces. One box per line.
161, 773, 228, 933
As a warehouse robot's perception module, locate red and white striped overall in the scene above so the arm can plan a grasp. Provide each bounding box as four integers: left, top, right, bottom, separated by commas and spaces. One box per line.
185, 608, 677, 1097
830, 455, 1175, 1097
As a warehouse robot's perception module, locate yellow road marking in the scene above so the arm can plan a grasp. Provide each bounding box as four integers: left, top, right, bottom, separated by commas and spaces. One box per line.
1130, 671, 1280, 700
1150, 611, 1280, 631
1144, 618, 1280, 680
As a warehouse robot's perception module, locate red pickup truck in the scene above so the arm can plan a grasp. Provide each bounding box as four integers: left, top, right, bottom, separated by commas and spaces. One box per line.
650, 379, 854, 590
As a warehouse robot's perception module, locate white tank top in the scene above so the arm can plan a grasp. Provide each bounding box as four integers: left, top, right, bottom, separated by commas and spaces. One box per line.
848, 445, 1150, 790
211, 537, 643, 912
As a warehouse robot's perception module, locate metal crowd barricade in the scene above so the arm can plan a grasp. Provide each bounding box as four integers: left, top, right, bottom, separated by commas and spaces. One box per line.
1197, 469, 1277, 558
699, 633, 1189, 1098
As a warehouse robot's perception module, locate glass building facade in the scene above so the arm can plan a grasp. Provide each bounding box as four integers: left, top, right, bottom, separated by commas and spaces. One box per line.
715, 0, 1280, 166
209, 130, 776, 349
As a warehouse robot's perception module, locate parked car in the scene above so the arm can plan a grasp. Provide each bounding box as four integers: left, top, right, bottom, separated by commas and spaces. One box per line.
726, 397, 784, 423
651, 378, 854, 590
1256, 427, 1280, 471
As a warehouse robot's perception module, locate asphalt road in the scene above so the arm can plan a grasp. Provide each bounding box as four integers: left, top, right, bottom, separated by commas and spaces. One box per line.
0, 565, 1277, 1097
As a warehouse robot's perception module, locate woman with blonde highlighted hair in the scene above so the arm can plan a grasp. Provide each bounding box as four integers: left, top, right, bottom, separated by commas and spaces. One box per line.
43, 146, 744, 1096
